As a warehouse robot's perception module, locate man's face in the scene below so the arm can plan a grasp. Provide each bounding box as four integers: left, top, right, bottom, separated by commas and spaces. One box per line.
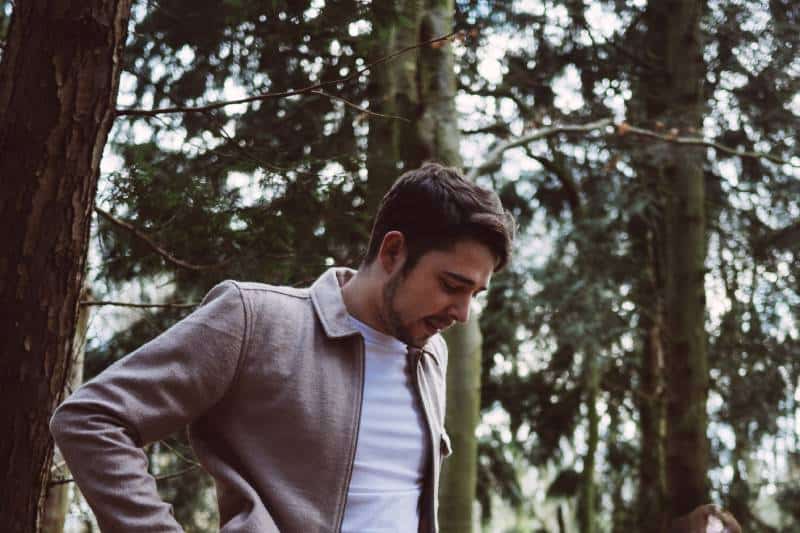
380, 238, 496, 347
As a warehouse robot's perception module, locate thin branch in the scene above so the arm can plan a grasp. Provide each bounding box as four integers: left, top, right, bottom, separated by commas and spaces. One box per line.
310, 89, 409, 121
619, 122, 800, 168
80, 300, 200, 309
466, 118, 799, 182
116, 31, 460, 118
461, 121, 512, 136
49, 465, 200, 488
466, 118, 614, 181
95, 207, 231, 271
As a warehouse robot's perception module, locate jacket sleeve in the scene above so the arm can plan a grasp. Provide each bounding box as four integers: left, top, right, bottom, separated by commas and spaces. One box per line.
50, 281, 247, 532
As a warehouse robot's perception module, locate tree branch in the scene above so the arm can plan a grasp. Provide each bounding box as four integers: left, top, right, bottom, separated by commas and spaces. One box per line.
310, 89, 409, 121
80, 300, 200, 309
466, 118, 799, 182
618, 122, 800, 168
95, 207, 231, 271
466, 118, 613, 180
49, 465, 200, 487
116, 31, 460, 118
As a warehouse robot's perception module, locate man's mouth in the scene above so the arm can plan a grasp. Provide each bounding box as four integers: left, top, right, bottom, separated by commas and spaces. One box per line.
424, 318, 450, 335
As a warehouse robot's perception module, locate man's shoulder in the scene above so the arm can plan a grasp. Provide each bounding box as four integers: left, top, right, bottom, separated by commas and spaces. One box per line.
226, 280, 311, 301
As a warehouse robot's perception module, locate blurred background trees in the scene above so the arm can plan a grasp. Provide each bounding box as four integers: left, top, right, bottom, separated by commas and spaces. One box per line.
1, 0, 797, 531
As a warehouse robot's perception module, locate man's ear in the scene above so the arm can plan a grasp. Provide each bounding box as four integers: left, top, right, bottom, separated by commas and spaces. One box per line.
377, 231, 406, 275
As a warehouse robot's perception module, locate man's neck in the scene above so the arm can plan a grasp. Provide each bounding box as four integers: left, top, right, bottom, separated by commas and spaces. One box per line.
340, 268, 392, 336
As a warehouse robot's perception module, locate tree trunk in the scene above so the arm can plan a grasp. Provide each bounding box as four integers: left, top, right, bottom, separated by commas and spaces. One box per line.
366, 0, 424, 210
440, 315, 481, 533
0, 2, 132, 530
366, 1, 477, 528
365, 4, 400, 214
416, 2, 481, 531
639, 0, 710, 518
577, 357, 598, 533
627, 197, 668, 529
40, 287, 92, 533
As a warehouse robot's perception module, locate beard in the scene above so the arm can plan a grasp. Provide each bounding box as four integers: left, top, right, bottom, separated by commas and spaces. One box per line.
381, 270, 420, 347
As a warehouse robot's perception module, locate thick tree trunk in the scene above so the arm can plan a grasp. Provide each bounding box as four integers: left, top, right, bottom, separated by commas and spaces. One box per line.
628, 206, 668, 529
366, 0, 424, 211
40, 287, 91, 533
577, 357, 599, 533
416, 2, 481, 531
639, 0, 710, 518
440, 316, 481, 533
365, 4, 400, 214
366, 1, 477, 528
0, 2, 131, 530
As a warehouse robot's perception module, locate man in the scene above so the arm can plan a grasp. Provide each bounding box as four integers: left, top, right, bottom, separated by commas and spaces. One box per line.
50, 162, 516, 532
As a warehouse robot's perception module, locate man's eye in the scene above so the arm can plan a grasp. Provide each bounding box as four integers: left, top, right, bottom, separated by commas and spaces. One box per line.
441, 281, 459, 293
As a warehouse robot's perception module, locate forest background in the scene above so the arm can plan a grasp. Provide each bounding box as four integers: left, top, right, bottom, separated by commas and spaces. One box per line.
1, 0, 798, 532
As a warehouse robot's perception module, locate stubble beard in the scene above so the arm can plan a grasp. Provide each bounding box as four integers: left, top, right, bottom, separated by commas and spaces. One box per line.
381, 270, 420, 347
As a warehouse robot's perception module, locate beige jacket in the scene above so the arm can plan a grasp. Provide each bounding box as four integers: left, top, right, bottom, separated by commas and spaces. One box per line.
50, 268, 452, 532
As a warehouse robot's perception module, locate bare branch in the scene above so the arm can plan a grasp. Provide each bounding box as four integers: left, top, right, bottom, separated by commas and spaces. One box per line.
49, 465, 200, 487
95, 207, 231, 271
466, 118, 799, 182
619, 122, 800, 168
80, 300, 200, 309
461, 121, 512, 136
466, 118, 614, 181
116, 31, 460, 118
310, 89, 409, 121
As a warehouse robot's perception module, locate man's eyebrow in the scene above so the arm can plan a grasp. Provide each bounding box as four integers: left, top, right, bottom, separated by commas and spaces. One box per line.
443, 271, 487, 293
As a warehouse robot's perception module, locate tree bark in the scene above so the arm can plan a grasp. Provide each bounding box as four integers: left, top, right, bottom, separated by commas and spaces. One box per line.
627, 193, 668, 529
638, 0, 710, 518
0, 2, 132, 530
416, 2, 481, 531
577, 357, 599, 533
40, 286, 92, 533
365, 3, 400, 214
366, 1, 478, 528
440, 315, 481, 533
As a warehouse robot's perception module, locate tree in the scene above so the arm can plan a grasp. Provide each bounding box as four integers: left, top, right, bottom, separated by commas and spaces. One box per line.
635, 0, 710, 519
0, 1, 133, 530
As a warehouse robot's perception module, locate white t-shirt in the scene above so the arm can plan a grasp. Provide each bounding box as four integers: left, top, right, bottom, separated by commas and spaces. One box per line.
341, 315, 431, 533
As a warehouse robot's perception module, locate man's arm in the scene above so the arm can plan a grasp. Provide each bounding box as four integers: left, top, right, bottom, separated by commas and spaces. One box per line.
50, 281, 247, 532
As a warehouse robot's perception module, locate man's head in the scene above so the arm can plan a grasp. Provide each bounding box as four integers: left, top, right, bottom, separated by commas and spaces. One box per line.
361, 162, 515, 347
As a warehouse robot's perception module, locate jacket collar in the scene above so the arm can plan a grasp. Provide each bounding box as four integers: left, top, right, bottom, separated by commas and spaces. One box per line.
310, 267, 360, 339
309, 267, 443, 365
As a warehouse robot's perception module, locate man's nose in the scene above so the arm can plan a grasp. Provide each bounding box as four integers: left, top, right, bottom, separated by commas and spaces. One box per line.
449, 297, 471, 323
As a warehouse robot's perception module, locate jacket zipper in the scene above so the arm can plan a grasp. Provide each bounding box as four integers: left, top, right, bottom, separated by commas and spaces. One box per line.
412, 349, 438, 533
336, 336, 366, 533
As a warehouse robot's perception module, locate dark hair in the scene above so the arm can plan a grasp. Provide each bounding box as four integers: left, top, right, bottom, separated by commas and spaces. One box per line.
362, 162, 516, 272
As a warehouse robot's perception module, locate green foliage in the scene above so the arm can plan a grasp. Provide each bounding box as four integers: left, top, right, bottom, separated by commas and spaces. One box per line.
83, 0, 799, 528
460, 0, 799, 527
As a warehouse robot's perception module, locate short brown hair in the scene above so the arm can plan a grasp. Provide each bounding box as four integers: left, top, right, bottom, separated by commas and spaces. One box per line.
363, 162, 516, 272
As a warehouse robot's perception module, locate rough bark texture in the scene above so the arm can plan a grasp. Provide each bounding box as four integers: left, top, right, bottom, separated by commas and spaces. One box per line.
416, 2, 481, 531
639, 0, 710, 518
0, 2, 132, 530
366, 0, 424, 212
628, 192, 668, 529
40, 287, 91, 533
365, 3, 400, 214
369, 1, 479, 529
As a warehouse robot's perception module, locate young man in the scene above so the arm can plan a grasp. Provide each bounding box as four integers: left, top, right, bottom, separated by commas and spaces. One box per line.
51, 162, 516, 532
